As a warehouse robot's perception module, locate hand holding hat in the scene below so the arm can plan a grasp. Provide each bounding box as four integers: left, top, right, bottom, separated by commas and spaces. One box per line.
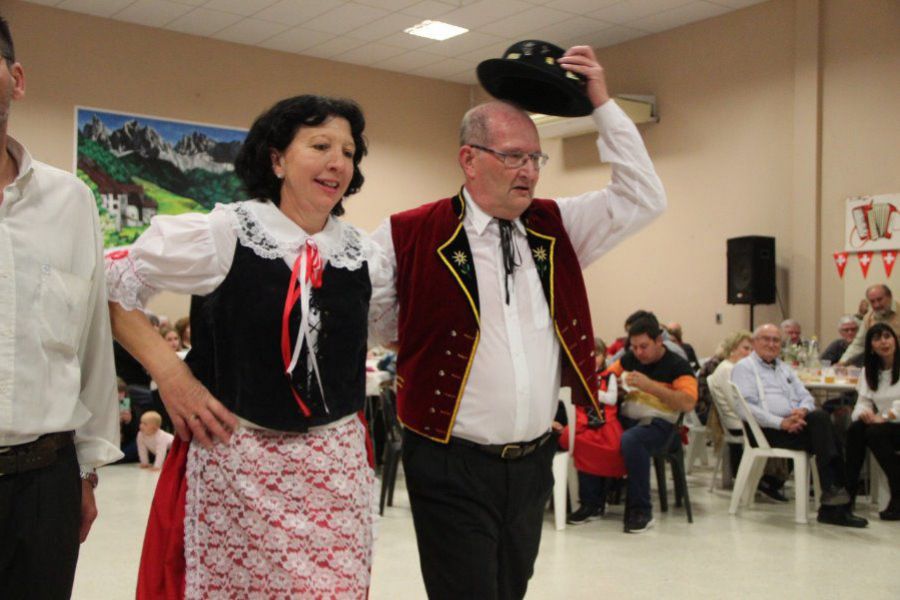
557, 45, 610, 110
477, 40, 610, 117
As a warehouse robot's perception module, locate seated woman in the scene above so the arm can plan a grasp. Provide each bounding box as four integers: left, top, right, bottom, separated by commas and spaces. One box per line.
560, 340, 627, 524
846, 322, 900, 520
107, 95, 394, 597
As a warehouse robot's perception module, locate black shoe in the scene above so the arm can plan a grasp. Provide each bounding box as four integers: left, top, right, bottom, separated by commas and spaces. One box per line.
757, 480, 789, 503
623, 510, 654, 533
879, 499, 900, 521
567, 503, 604, 525
817, 504, 868, 528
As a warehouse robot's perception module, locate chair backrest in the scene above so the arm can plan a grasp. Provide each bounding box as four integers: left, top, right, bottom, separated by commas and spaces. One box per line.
379, 386, 403, 445
729, 381, 771, 450
708, 382, 743, 432
559, 386, 575, 456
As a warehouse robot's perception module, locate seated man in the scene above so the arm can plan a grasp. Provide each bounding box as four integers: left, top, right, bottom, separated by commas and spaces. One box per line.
820, 315, 859, 364
607, 313, 697, 533
731, 324, 868, 527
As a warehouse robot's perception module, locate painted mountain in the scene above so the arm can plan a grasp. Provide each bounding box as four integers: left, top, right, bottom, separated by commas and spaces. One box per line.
76, 108, 247, 248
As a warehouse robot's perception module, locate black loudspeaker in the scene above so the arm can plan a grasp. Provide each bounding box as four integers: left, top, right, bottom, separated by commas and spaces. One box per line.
727, 236, 775, 304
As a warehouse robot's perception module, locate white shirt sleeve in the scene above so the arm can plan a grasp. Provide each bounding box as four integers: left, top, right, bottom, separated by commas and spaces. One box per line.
852, 369, 877, 421
556, 100, 667, 269
74, 188, 123, 468
105, 205, 238, 311
368, 218, 398, 346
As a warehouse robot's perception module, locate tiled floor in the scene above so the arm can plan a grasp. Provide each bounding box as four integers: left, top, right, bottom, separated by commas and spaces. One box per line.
73, 459, 900, 599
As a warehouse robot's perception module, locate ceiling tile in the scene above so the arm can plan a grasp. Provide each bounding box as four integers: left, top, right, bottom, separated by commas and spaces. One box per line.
301, 35, 368, 58
170, 0, 207, 5
583, 24, 647, 47
347, 13, 423, 42
478, 6, 574, 38
112, 0, 194, 27
520, 15, 615, 47
166, 8, 243, 37
423, 31, 505, 58
546, 0, 620, 13
411, 57, 471, 78
211, 18, 289, 45
55, 0, 136, 18
253, 0, 340, 27
201, 0, 282, 17
353, 0, 420, 10
628, 0, 729, 32
439, 0, 535, 29
258, 27, 335, 53
456, 38, 515, 63
304, 3, 392, 35
376, 50, 445, 71
334, 41, 408, 66
590, 0, 693, 25
377, 30, 438, 50
399, 0, 458, 19
22, 0, 64, 6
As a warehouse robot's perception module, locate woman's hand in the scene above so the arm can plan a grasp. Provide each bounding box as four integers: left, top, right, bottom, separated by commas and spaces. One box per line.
155, 362, 238, 448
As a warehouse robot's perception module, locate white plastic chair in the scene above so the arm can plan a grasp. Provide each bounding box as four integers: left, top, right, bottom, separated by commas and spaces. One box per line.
683, 409, 710, 473
707, 385, 745, 491
728, 382, 821, 524
551, 386, 576, 530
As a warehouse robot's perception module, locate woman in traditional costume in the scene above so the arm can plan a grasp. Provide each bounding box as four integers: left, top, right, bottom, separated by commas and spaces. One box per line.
107, 95, 395, 598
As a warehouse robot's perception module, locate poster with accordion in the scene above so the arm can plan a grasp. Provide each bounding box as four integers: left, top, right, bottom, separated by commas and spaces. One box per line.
845, 194, 900, 251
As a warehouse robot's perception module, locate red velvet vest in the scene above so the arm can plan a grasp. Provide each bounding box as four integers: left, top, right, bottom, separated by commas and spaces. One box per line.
391, 192, 603, 443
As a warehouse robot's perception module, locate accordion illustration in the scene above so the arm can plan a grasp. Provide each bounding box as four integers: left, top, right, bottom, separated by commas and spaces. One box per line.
852, 200, 898, 242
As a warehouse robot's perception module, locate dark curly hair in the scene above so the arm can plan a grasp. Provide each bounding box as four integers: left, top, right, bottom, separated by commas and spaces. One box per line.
234, 95, 367, 216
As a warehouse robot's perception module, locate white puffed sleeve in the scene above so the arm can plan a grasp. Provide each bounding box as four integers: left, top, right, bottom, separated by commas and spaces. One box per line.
105, 204, 239, 311
366, 222, 398, 346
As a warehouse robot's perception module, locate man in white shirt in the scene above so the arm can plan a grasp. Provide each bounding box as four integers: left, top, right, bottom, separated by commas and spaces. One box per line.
731, 324, 867, 528
372, 45, 665, 599
0, 16, 121, 597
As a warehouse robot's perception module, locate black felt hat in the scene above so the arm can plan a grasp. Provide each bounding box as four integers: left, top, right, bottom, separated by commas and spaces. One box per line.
476, 40, 593, 117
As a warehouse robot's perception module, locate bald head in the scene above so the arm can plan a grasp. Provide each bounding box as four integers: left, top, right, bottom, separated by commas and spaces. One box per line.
459, 101, 535, 147
866, 284, 893, 316
753, 323, 782, 362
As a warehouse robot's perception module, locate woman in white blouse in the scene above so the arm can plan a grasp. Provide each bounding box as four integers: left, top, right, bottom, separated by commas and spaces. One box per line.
846, 322, 900, 520
107, 95, 395, 597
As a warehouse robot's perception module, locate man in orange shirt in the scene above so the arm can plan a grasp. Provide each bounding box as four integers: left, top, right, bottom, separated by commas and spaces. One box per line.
607, 313, 697, 533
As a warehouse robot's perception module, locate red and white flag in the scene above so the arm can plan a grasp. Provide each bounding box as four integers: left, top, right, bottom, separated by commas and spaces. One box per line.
833, 252, 848, 278
882, 250, 898, 277
858, 251, 874, 278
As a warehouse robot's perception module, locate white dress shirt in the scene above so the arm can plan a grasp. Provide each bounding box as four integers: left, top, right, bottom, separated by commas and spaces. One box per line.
730, 352, 817, 429
371, 100, 666, 444
0, 137, 121, 468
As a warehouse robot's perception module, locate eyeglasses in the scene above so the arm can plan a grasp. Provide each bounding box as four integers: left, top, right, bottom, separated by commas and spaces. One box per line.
756, 336, 782, 344
468, 144, 549, 170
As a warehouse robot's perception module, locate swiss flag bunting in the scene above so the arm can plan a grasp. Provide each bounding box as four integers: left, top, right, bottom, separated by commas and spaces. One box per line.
882, 250, 898, 277
858, 251, 874, 277
833, 252, 848, 278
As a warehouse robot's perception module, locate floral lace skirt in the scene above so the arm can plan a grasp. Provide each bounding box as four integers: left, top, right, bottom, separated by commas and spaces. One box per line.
184, 417, 373, 599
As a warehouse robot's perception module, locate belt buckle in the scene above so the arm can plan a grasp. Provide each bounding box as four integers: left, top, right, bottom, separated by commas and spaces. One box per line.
500, 444, 522, 460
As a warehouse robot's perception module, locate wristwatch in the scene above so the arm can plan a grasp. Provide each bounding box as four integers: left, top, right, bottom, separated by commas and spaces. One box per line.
79, 466, 99, 489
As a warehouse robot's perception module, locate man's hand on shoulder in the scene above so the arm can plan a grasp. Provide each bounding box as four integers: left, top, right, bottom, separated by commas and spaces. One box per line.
558, 45, 610, 109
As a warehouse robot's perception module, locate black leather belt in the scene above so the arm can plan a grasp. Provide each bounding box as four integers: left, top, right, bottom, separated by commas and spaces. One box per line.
449, 432, 552, 460
0, 432, 74, 477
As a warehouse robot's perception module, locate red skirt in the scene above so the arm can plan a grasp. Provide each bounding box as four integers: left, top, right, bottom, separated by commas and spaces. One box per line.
559, 404, 627, 478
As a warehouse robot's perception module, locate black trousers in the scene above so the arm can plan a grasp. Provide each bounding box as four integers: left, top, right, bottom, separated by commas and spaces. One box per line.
845, 420, 900, 498
402, 431, 555, 600
0, 442, 82, 600
750, 409, 845, 491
